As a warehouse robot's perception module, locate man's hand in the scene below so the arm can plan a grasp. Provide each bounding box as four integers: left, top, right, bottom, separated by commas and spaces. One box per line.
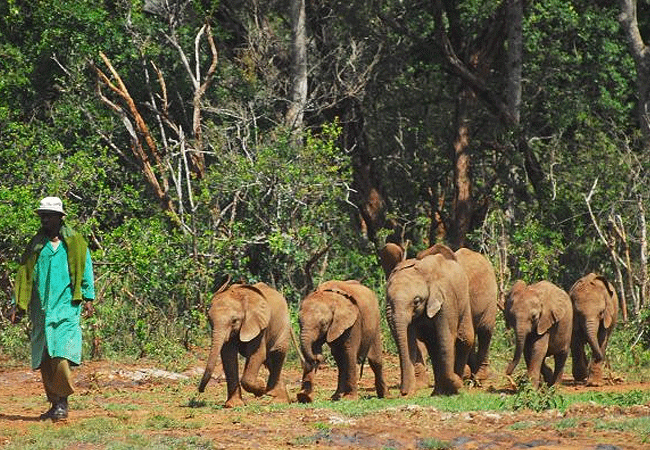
82, 300, 95, 318
9, 306, 25, 324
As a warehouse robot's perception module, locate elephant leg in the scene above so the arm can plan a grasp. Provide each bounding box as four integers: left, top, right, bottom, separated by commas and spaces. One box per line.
549, 351, 568, 386
221, 342, 244, 408
367, 339, 387, 399
571, 329, 589, 382
264, 349, 289, 402
414, 339, 430, 389
526, 336, 548, 388
473, 327, 492, 381
427, 323, 462, 395
540, 359, 554, 385
240, 336, 267, 398
454, 336, 473, 380
297, 365, 316, 403
330, 339, 358, 401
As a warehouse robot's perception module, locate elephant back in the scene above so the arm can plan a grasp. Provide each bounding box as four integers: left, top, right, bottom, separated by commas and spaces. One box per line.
318, 280, 381, 332
454, 248, 498, 328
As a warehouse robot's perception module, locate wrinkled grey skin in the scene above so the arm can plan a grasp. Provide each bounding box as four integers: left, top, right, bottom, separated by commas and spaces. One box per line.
569, 273, 618, 386
504, 280, 573, 388
385, 254, 474, 396
197, 282, 290, 408
297, 280, 387, 402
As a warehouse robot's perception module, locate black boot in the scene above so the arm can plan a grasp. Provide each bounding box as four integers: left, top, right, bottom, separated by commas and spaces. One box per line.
39, 403, 56, 421
50, 398, 68, 421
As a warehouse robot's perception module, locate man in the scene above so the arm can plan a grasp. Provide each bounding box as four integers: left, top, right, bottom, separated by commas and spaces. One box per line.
11, 196, 95, 421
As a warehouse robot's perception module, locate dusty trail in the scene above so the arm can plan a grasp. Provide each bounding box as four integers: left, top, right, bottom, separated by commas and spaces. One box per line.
1, 355, 649, 449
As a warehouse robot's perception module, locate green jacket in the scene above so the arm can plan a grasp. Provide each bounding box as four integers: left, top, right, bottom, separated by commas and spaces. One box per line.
14, 224, 95, 368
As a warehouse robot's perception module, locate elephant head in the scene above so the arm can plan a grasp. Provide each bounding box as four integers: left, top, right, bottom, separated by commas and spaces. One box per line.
379, 243, 405, 278
198, 284, 271, 392
570, 273, 617, 339
504, 280, 570, 376
569, 272, 618, 383
385, 254, 463, 396
298, 287, 359, 372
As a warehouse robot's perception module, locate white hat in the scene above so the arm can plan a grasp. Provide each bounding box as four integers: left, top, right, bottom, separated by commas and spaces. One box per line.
36, 196, 65, 215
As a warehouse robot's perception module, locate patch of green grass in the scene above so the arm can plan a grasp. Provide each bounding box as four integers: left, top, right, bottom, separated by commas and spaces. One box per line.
298, 389, 506, 417
555, 417, 581, 430
504, 375, 565, 412
418, 437, 451, 449
509, 421, 534, 430
567, 389, 650, 407
313, 421, 331, 430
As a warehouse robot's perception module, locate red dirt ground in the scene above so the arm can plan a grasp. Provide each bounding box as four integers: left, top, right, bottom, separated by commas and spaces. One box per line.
1, 354, 649, 449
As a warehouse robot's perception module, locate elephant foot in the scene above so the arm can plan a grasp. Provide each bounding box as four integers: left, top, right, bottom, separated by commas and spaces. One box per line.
462, 364, 472, 380
266, 384, 290, 403
474, 364, 490, 381
332, 391, 358, 401
433, 375, 462, 396
297, 391, 314, 403
241, 378, 266, 397
414, 364, 430, 389
224, 396, 245, 408
375, 381, 388, 399
587, 364, 603, 387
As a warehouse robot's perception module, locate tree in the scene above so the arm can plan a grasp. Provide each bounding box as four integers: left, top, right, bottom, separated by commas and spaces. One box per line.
619, 0, 650, 150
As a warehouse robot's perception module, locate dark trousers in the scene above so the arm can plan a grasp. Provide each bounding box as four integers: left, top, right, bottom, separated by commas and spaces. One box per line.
40, 349, 74, 403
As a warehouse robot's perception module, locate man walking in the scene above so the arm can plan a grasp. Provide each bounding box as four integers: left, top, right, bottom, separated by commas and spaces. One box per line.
11, 196, 95, 421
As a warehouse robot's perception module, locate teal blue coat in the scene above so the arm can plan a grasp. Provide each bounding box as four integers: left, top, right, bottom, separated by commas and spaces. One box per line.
29, 241, 94, 369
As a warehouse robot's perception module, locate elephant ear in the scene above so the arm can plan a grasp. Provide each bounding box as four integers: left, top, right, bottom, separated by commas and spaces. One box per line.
426, 285, 444, 318
326, 292, 359, 343
240, 286, 271, 342
537, 294, 569, 335
598, 276, 617, 328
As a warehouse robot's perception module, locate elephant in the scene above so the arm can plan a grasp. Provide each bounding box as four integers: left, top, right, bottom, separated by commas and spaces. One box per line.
569, 273, 618, 386
379, 243, 430, 389
417, 244, 498, 381
297, 280, 387, 402
385, 253, 475, 396
198, 282, 290, 408
504, 280, 573, 388
379, 242, 405, 278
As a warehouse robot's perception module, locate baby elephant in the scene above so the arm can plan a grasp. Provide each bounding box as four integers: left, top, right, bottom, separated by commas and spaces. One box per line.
297, 280, 387, 402
504, 280, 573, 388
569, 273, 618, 386
198, 282, 290, 408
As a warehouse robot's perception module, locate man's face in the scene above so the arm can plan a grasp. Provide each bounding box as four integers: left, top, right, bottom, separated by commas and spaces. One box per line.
38, 212, 63, 235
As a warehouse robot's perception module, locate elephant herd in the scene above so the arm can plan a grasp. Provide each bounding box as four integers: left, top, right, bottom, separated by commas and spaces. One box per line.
197, 243, 619, 408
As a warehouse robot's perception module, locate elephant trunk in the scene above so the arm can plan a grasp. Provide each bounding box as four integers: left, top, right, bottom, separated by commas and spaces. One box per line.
584, 317, 604, 362
506, 329, 526, 376
299, 327, 324, 371
391, 310, 416, 396
198, 328, 225, 392
297, 327, 324, 403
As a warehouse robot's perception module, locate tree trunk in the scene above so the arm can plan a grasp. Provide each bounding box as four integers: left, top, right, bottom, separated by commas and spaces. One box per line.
619, 0, 650, 151
449, 86, 474, 249
286, 0, 307, 136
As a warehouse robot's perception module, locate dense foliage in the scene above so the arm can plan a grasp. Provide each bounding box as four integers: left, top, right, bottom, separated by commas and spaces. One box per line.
1, 0, 650, 367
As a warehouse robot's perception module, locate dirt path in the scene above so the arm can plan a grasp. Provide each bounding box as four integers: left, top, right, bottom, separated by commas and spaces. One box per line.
1, 356, 649, 449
